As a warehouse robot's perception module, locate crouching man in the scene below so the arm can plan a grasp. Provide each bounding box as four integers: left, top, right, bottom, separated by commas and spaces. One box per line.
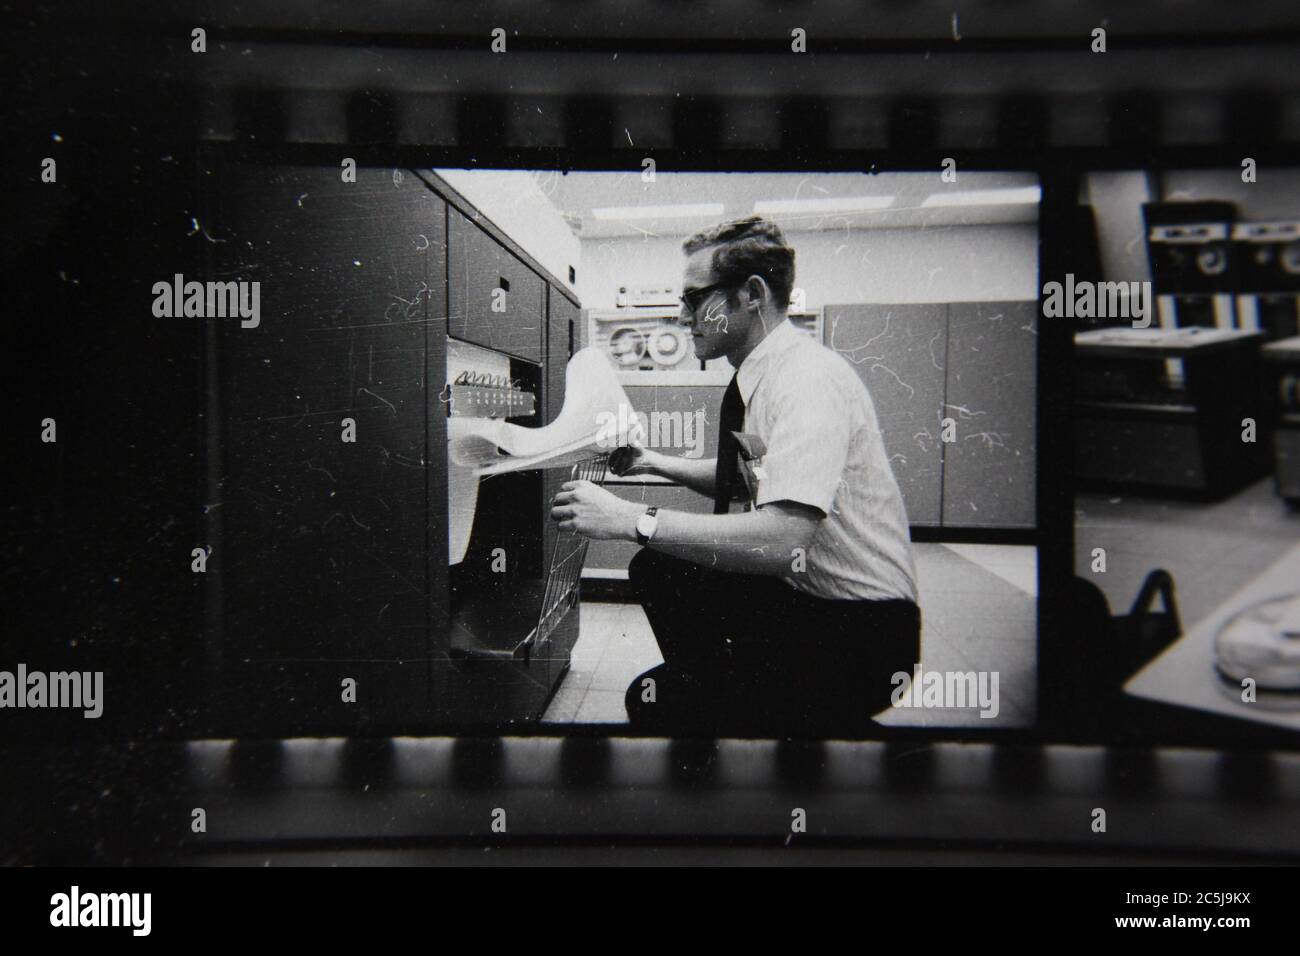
551, 216, 920, 735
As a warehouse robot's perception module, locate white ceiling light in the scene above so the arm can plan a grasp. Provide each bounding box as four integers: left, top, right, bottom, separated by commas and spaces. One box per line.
753, 196, 896, 215
590, 202, 725, 221
920, 186, 1042, 208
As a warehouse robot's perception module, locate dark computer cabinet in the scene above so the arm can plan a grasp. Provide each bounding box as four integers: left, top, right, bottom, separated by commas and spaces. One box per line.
448, 208, 546, 363
202, 161, 443, 736
200, 159, 580, 736
1073, 330, 1270, 498
1263, 337, 1300, 502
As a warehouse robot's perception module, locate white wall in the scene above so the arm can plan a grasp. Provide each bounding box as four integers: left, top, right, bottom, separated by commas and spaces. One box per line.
1163, 168, 1300, 219
1085, 171, 1155, 284
435, 168, 1040, 309
577, 223, 1038, 310
434, 169, 581, 293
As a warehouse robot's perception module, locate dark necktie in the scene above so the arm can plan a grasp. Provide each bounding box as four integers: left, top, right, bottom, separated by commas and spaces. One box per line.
713, 374, 745, 514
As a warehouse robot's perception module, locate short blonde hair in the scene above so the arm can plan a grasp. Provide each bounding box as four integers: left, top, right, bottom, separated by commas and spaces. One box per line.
683, 215, 795, 310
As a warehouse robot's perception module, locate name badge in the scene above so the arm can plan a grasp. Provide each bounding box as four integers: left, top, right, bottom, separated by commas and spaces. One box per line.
730, 432, 768, 504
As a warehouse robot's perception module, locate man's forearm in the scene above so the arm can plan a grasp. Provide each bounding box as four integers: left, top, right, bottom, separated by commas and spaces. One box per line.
639, 506, 816, 576
646, 453, 717, 497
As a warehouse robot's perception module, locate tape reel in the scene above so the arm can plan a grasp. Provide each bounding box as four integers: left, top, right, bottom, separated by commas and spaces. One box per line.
1214, 593, 1300, 708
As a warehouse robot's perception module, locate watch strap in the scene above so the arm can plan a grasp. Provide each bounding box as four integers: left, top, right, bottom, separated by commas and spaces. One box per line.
636, 506, 659, 545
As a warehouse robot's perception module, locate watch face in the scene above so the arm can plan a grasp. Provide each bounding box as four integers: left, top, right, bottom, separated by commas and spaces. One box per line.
636, 514, 656, 538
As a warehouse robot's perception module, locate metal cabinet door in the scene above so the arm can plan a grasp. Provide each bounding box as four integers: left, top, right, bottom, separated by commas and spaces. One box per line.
448, 208, 545, 362
537, 288, 582, 691
541, 290, 578, 577
207, 162, 443, 735
823, 303, 948, 527
942, 301, 1037, 528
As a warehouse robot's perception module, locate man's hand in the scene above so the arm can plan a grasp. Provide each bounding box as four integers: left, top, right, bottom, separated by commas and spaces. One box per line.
550, 480, 642, 541
608, 435, 661, 477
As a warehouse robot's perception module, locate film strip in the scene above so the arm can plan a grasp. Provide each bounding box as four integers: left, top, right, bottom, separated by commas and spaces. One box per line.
10, 3, 1300, 157
7, 1, 1300, 867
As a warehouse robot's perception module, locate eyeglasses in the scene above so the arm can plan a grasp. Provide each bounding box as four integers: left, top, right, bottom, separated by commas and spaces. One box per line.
679, 282, 733, 316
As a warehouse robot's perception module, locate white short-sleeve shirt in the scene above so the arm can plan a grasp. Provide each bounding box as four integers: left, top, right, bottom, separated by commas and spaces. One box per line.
734, 318, 919, 603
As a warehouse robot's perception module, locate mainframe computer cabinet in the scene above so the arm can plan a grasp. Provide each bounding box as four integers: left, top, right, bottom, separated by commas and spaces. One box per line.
199, 158, 579, 736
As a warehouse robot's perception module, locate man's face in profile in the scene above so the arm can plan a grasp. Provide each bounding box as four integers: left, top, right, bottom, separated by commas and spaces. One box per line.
679, 248, 740, 362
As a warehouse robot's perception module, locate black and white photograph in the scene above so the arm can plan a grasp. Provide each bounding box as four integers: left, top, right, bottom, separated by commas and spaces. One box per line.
5, 0, 1300, 913
196, 165, 1038, 737
1070, 167, 1300, 738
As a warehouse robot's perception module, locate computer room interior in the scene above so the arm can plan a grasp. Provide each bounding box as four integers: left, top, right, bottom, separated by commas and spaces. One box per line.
182, 163, 1042, 736
1069, 169, 1300, 733
432, 168, 1043, 729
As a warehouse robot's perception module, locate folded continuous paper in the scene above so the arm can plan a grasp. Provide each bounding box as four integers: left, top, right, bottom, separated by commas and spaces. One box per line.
449, 346, 643, 476
447, 461, 480, 566
446, 346, 642, 564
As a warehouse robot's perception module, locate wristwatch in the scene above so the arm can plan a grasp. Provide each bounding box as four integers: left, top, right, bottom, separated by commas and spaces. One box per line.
635, 506, 659, 546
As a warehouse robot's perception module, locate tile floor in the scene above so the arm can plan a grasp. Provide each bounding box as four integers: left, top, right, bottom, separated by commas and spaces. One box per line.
542, 543, 1037, 727
1074, 478, 1300, 631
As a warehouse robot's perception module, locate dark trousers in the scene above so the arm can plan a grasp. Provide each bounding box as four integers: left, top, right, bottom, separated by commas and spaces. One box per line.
624, 549, 921, 736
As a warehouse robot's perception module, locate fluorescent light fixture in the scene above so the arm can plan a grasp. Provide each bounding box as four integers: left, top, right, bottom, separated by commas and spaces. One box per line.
921, 186, 1042, 208
753, 196, 896, 215
590, 202, 725, 221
